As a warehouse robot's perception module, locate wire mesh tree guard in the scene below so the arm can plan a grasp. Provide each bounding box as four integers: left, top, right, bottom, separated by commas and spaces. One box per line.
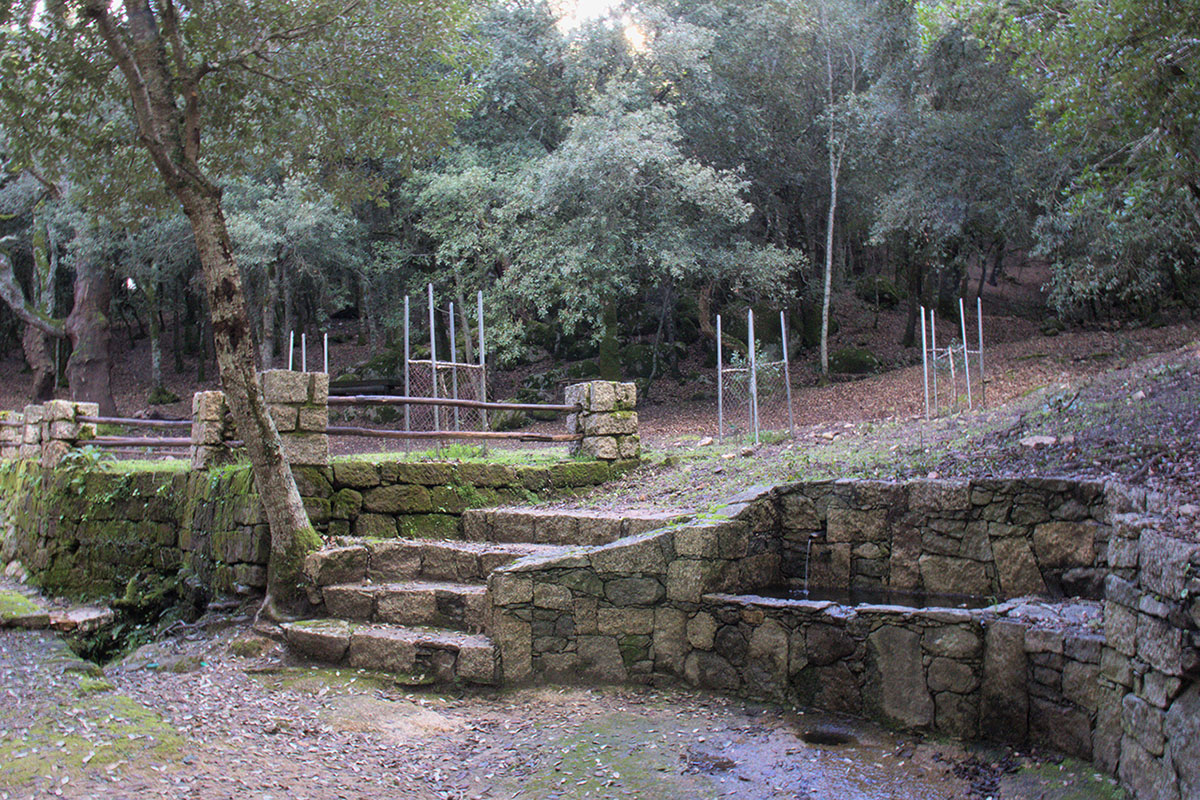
920, 296, 986, 419
716, 309, 795, 443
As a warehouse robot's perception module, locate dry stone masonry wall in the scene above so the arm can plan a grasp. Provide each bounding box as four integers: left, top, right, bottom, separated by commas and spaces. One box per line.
0, 457, 635, 600
565, 381, 640, 461
489, 478, 1198, 800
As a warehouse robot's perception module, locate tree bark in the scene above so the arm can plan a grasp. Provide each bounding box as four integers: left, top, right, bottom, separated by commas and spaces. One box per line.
63, 259, 118, 416
0, 246, 116, 411
261, 261, 278, 370
22, 325, 56, 401
180, 187, 316, 612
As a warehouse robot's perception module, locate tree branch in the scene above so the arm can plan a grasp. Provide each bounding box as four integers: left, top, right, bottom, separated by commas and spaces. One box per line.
22, 167, 62, 200
0, 245, 66, 339
155, 0, 202, 163
82, 0, 184, 187
198, 0, 365, 79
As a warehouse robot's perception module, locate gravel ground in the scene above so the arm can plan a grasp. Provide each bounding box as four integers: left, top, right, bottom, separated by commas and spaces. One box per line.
0, 621, 1127, 800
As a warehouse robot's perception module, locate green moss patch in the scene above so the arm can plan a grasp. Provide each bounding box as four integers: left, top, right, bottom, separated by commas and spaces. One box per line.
0, 694, 184, 786
0, 589, 49, 628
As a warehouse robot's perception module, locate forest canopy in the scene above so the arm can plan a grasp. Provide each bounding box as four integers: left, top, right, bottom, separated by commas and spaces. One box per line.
1, 0, 1196, 401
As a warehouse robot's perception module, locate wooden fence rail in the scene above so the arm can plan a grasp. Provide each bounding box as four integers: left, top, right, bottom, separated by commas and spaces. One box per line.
325, 425, 581, 443
77, 416, 191, 429
327, 395, 578, 414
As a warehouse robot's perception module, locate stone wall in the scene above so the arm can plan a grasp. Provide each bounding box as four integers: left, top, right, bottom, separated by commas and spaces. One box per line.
0, 457, 635, 600
488, 477, 1198, 800
565, 381, 640, 461
1098, 508, 1200, 800
780, 478, 1111, 600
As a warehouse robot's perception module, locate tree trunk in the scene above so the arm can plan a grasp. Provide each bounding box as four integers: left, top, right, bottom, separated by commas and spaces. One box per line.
22, 324, 56, 401
146, 266, 164, 391
820, 158, 838, 376
180, 187, 316, 613
901, 242, 925, 348
62, 259, 118, 416
261, 261, 278, 370
81, 0, 316, 616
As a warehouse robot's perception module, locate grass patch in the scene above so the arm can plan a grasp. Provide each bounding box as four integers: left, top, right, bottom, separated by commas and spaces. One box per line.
1010, 760, 1128, 800
102, 459, 190, 475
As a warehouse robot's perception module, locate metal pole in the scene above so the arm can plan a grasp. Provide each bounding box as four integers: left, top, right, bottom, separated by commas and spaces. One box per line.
780, 310, 795, 439
323, 332, 328, 375
478, 290, 487, 432
449, 301, 460, 431
920, 307, 930, 420
288, 330, 294, 371
716, 314, 724, 440
977, 295, 986, 406
403, 295, 411, 433
748, 308, 759, 445
428, 283, 439, 432
959, 297, 972, 410
301, 333, 307, 373
931, 310, 938, 414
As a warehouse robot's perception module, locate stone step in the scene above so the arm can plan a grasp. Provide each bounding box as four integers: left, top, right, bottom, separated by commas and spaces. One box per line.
322, 580, 489, 632
460, 507, 686, 546
282, 619, 497, 685
305, 539, 569, 588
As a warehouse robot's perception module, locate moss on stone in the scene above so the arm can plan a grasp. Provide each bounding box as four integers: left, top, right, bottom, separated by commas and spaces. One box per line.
550, 461, 612, 487
429, 485, 470, 515
0, 589, 47, 626
396, 514, 460, 540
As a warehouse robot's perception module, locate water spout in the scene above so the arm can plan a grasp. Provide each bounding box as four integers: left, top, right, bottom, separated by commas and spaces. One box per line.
802, 532, 821, 598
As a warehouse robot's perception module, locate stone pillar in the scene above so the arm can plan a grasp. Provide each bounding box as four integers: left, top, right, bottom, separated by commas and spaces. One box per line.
0, 410, 23, 459
260, 370, 329, 467
564, 381, 639, 461
191, 390, 237, 470
40, 400, 99, 468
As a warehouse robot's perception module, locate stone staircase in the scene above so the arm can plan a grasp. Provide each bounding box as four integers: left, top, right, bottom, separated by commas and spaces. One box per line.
281, 507, 685, 685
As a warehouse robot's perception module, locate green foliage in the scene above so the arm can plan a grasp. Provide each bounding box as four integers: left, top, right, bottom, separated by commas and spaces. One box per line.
500, 87, 799, 340
975, 0, 1200, 317
0, 0, 480, 203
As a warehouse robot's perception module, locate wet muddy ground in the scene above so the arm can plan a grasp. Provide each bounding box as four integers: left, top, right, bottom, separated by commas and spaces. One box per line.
0, 619, 1126, 800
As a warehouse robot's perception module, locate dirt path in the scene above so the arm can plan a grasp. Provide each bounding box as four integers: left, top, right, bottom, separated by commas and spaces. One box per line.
0, 622, 1125, 800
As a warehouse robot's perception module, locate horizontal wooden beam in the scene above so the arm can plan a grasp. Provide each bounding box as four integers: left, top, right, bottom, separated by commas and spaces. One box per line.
327, 395, 577, 413
90, 436, 192, 447
78, 416, 191, 429
325, 425, 582, 443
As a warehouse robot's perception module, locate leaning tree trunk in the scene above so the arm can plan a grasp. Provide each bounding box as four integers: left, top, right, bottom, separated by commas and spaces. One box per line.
83, 0, 316, 616
63, 259, 118, 416
180, 187, 316, 613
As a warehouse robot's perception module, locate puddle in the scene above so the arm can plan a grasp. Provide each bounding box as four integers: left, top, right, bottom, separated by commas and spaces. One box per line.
800, 726, 858, 746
